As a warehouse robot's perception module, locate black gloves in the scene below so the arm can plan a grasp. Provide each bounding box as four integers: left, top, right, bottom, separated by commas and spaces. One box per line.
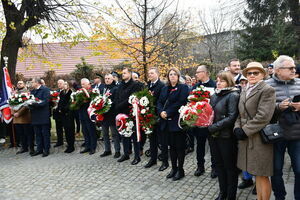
234, 128, 248, 140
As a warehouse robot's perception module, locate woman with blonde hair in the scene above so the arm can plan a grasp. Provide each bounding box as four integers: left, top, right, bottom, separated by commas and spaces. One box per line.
234, 62, 276, 200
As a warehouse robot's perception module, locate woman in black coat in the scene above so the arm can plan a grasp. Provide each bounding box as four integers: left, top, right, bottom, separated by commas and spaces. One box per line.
157, 68, 189, 181
208, 71, 240, 200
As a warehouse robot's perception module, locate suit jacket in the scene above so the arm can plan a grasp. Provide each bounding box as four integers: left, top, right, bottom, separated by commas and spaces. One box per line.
234, 81, 276, 176
57, 89, 72, 115
102, 83, 118, 126
30, 85, 50, 125
157, 83, 189, 132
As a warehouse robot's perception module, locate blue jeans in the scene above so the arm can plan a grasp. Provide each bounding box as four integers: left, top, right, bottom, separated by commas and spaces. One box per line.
271, 140, 300, 200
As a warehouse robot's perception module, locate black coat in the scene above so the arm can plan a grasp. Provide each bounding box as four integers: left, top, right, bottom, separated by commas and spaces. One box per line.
57, 89, 72, 115
193, 79, 216, 89
208, 88, 240, 138
157, 83, 189, 132
114, 78, 143, 115
147, 79, 165, 108
101, 83, 118, 126
30, 85, 50, 125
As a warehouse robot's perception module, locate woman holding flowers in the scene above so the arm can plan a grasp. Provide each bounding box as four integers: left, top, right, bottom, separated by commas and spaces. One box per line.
208, 71, 240, 200
157, 68, 189, 181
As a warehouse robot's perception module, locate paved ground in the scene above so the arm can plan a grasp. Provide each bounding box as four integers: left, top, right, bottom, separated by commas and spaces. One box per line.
0, 141, 294, 200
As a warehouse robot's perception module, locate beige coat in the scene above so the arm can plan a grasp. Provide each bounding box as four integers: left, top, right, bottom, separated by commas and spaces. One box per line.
234, 81, 276, 176
12, 106, 31, 124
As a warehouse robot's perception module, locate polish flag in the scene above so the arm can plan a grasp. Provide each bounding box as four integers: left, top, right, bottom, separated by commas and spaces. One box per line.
0, 66, 13, 123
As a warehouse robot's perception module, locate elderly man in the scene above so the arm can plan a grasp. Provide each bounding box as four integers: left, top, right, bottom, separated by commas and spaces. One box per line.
192, 65, 217, 178
53, 79, 65, 147
30, 78, 51, 157
99, 74, 121, 158
79, 78, 97, 155
266, 55, 300, 200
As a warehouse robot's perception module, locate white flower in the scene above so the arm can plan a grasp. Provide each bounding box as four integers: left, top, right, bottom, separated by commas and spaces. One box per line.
139, 97, 149, 106
18, 98, 22, 102
140, 109, 146, 114
128, 95, 137, 104
145, 128, 152, 134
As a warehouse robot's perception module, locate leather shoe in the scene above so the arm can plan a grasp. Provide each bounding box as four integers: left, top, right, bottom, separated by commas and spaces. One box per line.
131, 157, 141, 165
16, 149, 28, 154
159, 162, 169, 171
64, 148, 75, 153
31, 151, 43, 156
80, 148, 90, 154
42, 152, 49, 157
54, 143, 63, 147
173, 169, 185, 181
144, 159, 157, 168
89, 149, 95, 155
114, 152, 121, 158
117, 155, 130, 162
100, 151, 112, 157
215, 193, 227, 200
194, 167, 205, 177
252, 185, 257, 195
166, 168, 177, 179
211, 168, 218, 179
238, 179, 253, 189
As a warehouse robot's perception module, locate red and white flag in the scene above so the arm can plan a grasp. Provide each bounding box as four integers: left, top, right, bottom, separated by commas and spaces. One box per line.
0, 67, 13, 123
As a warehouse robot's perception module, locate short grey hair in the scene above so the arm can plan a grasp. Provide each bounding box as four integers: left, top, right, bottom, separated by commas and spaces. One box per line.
81, 78, 90, 84
273, 55, 295, 69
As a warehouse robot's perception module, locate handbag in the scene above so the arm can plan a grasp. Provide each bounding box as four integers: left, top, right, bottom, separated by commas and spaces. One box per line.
244, 104, 283, 144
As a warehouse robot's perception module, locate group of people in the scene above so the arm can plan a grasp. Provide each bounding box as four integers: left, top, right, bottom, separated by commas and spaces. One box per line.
1, 55, 300, 200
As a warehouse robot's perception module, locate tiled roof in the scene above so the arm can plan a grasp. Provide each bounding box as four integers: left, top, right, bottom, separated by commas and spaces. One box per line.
16, 41, 131, 77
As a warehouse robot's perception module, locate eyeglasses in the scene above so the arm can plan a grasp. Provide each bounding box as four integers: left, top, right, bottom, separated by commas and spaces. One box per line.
246, 71, 260, 76
196, 71, 205, 74
279, 67, 296, 71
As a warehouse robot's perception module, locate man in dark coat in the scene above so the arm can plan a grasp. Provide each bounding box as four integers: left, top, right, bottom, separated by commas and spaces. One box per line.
57, 81, 75, 153
99, 74, 121, 158
79, 78, 97, 155
52, 79, 65, 147
144, 67, 165, 170
92, 74, 105, 92
193, 65, 217, 178
30, 78, 51, 157
114, 67, 143, 165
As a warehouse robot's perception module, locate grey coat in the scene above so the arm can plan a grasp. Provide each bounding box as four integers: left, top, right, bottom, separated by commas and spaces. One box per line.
234, 81, 276, 176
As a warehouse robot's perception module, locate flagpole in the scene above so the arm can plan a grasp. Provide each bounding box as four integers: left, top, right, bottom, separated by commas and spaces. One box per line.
4, 57, 16, 147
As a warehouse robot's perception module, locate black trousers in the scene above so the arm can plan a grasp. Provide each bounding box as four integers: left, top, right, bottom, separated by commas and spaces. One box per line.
10, 123, 20, 146
55, 115, 64, 145
193, 128, 216, 169
149, 126, 159, 161
209, 136, 239, 200
63, 112, 75, 149
122, 132, 140, 159
158, 128, 169, 163
73, 110, 81, 133
168, 130, 186, 170
15, 124, 34, 151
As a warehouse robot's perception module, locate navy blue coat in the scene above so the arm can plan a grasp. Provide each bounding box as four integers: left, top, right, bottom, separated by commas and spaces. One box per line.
30, 85, 50, 125
157, 83, 189, 132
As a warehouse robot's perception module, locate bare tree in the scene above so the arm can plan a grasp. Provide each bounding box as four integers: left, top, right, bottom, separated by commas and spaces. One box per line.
0, 0, 96, 84
102, 0, 188, 80
197, 4, 238, 63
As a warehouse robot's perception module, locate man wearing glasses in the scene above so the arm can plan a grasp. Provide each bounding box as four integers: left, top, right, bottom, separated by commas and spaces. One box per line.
266, 55, 300, 200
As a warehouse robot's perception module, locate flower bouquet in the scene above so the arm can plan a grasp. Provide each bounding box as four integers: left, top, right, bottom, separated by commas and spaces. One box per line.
8, 92, 40, 111
88, 92, 112, 122
50, 91, 60, 109
179, 85, 214, 128
70, 88, 99, 110
129, 89, 156, 135
116, 114, 134, 137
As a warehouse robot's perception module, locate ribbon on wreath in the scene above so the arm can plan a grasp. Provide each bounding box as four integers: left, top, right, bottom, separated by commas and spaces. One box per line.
131, 97, 141, 142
